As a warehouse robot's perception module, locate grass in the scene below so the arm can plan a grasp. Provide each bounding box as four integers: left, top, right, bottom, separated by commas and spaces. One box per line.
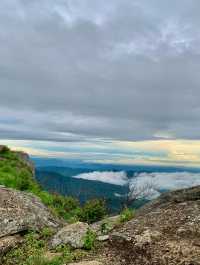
119, 208, 135, 223
2, 230, 87, 265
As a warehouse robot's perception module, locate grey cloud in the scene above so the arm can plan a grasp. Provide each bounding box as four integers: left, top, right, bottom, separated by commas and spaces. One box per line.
0, 0, 200, 142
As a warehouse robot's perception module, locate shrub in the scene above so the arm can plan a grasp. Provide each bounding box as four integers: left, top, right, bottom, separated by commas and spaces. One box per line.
78, 199, 107, 224
119, 208, 134, 223
63, 196, 80, 211
83, 229, 97, 250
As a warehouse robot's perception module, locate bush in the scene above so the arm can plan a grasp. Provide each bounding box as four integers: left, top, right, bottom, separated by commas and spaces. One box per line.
83, 229, 97, 250
78, 199, 107, 224
119, 208, 134, 223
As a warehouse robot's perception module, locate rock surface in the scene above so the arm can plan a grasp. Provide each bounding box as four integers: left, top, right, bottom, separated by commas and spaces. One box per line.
101, 185, 200, 265
50, 222, 89, 249
0, 186, 61, 238
0, 145, 5, 152
97, 235, 109, 242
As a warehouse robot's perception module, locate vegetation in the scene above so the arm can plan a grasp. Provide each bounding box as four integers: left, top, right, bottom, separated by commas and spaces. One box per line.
0, 147, 107, 224
78, 199, 107, 224
3, 229, 87, 265
119, 208, 135, 223
83, 229, 97, 250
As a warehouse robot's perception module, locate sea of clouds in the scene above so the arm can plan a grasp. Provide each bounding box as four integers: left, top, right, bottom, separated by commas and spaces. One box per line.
73, 171, 200, 198
73, 171, 128, 186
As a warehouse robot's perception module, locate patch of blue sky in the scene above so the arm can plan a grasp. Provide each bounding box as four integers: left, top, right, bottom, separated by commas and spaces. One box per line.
0, 117, 20, 124
24, 142, 167, 158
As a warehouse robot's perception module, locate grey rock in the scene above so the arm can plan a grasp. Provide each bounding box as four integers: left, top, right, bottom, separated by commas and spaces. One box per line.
97, 235, 109, 241
50, 222, 89, 249
0, 186, 61, 238
110, 232, 132, 243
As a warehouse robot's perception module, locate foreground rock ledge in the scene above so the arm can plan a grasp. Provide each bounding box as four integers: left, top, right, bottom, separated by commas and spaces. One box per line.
0, 186, 61, 238
106, 185, 200, 265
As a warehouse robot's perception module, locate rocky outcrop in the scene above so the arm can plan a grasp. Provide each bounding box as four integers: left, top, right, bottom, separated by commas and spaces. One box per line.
0, 186, 61, 239
101, 185, 200, 265
14, 151, 35, 173
138, 185, 200, 215
50, 222, 89, 249
0, 145, 5, 152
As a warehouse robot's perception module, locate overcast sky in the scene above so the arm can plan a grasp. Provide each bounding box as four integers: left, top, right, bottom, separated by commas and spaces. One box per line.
1, 0, 200, 166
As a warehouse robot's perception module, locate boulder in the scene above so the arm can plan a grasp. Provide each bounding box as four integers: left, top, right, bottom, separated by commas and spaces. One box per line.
0, 186, 61, 238
50, 222, 89, 249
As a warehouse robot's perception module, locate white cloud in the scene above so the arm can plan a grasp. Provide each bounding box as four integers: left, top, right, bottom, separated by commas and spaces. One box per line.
131, 172, 200, 197
74, 170, 200, 199
73, 171, 128, 186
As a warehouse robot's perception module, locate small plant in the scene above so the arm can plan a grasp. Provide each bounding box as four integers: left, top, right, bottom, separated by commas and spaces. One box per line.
40, 227, 55, 239
100, 221, 112, 235
119, 208, 134, 223
83, 229, 97, 250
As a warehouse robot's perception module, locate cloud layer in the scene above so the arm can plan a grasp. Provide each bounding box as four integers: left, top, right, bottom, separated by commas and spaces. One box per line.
1, 0, 200, 143
131, 171, 200, 196
73, 170, 200, 198
73, 171, 128, 186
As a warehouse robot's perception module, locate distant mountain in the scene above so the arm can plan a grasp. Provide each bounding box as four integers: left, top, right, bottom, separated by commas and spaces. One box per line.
32, 156, 200, 173
35, 168, 128, 213
34, 157, 200, 212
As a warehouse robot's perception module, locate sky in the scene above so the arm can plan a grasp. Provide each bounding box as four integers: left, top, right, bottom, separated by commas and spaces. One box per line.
1, 0, 200, 167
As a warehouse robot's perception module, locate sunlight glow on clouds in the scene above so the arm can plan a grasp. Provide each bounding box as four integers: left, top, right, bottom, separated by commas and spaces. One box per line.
1, 139, 200, 168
